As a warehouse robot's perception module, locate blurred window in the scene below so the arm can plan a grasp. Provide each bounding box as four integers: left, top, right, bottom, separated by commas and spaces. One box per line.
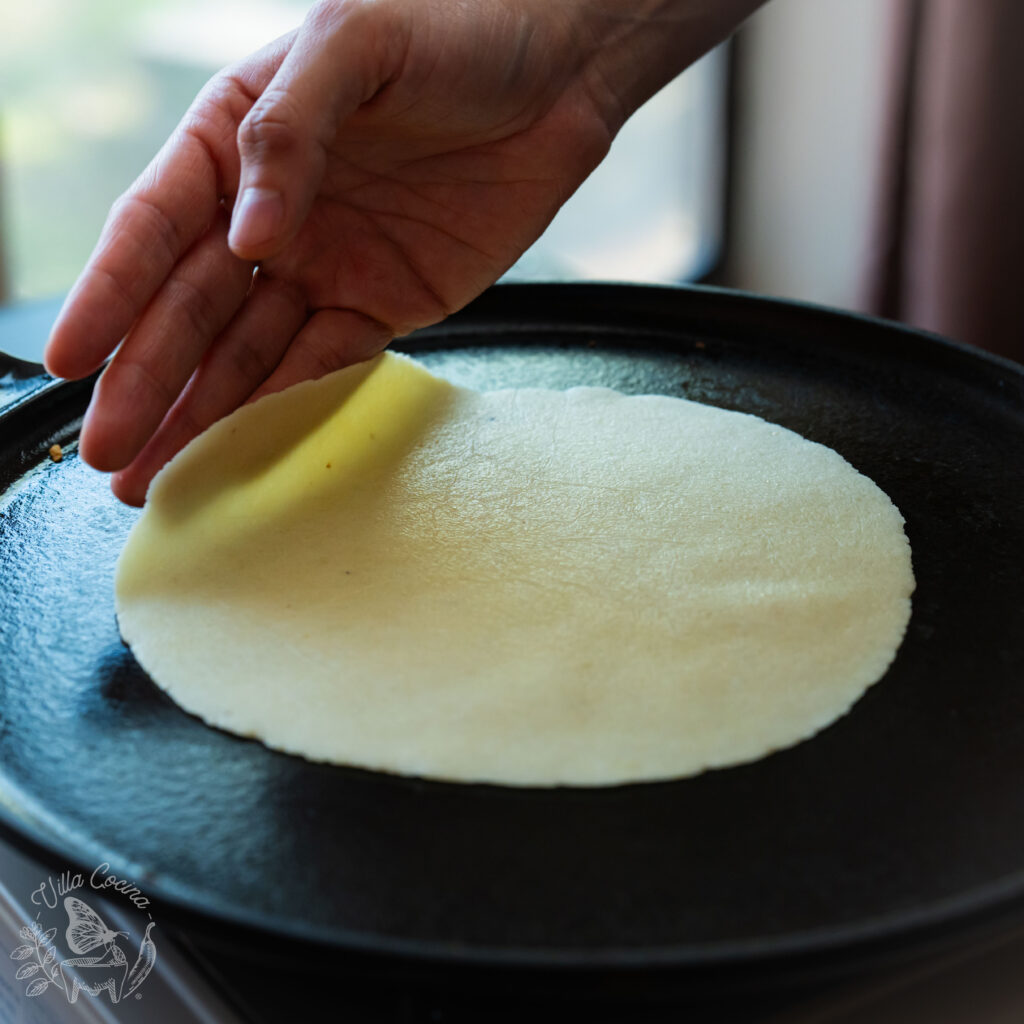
509, 45, 728, 285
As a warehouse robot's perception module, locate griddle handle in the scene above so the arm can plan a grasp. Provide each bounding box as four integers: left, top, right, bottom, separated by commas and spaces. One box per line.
0, 351, 47, 378
0, 352, 57, 419
0, 296, 69, 415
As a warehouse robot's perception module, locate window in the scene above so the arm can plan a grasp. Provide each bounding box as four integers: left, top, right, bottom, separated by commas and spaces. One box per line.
509, 44, 728, 285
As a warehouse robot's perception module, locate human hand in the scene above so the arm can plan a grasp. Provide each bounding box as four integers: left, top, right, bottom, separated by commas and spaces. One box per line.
44, 0, 761, 505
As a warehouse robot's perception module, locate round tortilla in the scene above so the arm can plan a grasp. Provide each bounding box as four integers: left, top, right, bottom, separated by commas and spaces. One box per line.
115, 352, 914, 786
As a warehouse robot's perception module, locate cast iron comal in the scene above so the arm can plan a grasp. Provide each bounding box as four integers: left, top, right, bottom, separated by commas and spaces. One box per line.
0, 284, 1022, 990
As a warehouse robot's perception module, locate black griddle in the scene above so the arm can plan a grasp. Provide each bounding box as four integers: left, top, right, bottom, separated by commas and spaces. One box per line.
1, 283, 1023, 999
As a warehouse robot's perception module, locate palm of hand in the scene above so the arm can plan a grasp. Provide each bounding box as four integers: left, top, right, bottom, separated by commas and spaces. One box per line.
270, 105, 604, 340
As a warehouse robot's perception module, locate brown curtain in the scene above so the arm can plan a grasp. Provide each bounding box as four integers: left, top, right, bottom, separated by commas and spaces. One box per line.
862, 0, 1024, 363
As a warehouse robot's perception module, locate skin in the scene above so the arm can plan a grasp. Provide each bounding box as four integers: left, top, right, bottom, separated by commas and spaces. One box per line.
44, 0, 763, 505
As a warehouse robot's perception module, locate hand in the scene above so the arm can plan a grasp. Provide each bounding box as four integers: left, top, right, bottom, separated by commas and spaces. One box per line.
44, 0, 761, 505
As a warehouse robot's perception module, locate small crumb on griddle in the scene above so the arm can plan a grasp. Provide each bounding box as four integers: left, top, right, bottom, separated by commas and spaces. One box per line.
49, 444, 63, 462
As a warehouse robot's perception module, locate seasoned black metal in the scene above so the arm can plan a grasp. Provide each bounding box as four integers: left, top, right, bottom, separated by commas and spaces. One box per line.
0, 284, 1022, 985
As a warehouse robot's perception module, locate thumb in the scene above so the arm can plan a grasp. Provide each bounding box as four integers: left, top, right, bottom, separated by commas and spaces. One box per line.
227, 2, 399, 260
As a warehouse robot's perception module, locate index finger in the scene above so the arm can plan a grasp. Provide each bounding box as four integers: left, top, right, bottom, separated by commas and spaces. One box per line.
44, 128, 223, 380
44, 34, 296, 381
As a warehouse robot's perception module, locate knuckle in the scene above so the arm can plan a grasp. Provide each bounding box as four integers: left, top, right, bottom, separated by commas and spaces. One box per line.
304, 0, 350, 38
93, 266, 136, 322
171, 276, 219, 339
230, 339, 277, 384
304, 0, 400, 74
113, 357, 176, 412
238, 92, 305, 158
300, 332, 346, 380
188, 74, 227, 119
109, 193, 179, 268
305, 0, 337, 34
107, 190, 145, 237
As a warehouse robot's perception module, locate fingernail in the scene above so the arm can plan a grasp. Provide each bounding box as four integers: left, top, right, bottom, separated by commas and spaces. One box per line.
229, 187, 284, 251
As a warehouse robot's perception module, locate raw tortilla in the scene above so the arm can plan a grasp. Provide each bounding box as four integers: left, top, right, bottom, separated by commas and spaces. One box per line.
115, 352, 914, 786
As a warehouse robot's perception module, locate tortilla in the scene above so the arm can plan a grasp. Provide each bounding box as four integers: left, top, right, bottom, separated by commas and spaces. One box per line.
115, 352, 914, 786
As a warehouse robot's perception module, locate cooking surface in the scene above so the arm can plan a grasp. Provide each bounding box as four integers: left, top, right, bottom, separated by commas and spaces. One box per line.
0, 284, 1023, 976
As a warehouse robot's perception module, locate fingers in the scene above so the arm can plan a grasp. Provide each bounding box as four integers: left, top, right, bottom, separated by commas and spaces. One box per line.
111, 305, 389, 507
79, 211, 255, 473
110, 271, 308, 506
228, 0, 403, 260
45, 130, 232, 382
249, 308, 392, 401
44, 34, 295, 383
44, 157, 221, 386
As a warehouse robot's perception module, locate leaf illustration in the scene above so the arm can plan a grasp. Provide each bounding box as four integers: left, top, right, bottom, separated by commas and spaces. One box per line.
19, 926, 35, 943
25, 978, 48, 997
42, 947, 56, 966
42, 927, 56, 943
15, 963, 39, 980
9, 945, 34, 960
124, 921, 157, 998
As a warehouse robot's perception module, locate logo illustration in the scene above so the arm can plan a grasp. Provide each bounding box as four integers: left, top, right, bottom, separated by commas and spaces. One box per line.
11, 868, 157, 1004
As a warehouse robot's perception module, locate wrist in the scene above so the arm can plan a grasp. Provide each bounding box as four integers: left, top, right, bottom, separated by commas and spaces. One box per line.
569, 0, 765, 133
